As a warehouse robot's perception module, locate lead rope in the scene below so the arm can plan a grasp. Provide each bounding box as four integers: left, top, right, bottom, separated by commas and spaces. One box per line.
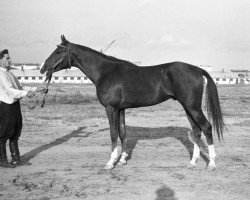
41, 74, 52, 108
40, 44, 71, 108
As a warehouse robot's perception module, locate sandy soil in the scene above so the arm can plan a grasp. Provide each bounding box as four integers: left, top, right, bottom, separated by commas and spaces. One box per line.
0, 85, 249, 200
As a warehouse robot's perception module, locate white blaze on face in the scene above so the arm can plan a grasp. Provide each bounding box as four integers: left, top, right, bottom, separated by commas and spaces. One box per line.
40, 61, 45, 70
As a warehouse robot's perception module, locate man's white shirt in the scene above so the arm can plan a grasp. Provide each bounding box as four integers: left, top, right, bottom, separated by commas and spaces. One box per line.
0, 67, 36, 104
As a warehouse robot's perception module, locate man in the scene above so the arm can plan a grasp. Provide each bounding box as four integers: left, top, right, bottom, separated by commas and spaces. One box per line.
0, 49, 47, 168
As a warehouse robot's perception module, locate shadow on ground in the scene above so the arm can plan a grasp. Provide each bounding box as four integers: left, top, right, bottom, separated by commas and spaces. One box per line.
125, 126, 209, 165
155, 185, 177, 200
21, 126, 89, 165
21, 125, 209, 167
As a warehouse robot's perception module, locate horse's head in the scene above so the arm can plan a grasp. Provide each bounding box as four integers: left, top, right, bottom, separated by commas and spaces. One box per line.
40, 35, 72, 76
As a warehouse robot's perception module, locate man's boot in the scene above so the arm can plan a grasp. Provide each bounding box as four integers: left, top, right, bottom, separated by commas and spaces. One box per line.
0, 141, 14, 168
9, 139, 22, 166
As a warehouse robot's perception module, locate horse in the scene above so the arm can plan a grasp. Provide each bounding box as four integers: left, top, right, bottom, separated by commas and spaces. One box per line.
40, 35, 225, 171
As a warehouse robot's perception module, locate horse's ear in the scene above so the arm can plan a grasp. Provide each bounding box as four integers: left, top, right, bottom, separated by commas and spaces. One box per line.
61, 35, 67, 44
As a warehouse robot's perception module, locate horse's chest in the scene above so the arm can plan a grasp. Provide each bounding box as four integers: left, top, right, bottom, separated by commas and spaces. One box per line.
96, 86, 122, 107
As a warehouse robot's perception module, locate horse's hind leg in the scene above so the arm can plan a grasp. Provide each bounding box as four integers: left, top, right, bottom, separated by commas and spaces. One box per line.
117, 109, 128, 165
185, 107, 216, 170
186, 112, 201, 167
104, 105, 119, 170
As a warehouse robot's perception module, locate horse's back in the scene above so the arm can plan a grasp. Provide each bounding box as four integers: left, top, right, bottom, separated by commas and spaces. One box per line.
96, 63, 172, 108
137, 61, 206, 106
97, 61, 205, 108
166, 62, 204, 88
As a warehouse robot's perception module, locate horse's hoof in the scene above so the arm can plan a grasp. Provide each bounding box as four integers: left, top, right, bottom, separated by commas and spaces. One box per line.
207, 164, 216, 171
104, 164, 114, 170
117, 160, 127, 166
187, 162, 197, 169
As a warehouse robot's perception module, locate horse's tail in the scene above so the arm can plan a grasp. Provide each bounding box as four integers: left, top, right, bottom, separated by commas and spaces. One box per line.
202, 70, 225, 141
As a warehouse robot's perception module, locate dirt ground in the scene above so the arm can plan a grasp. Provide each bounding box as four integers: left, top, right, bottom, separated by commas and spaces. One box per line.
0, 84, 249, 200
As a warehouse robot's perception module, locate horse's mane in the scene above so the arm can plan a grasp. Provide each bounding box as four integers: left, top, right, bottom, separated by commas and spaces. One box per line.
72, 43, 137, 67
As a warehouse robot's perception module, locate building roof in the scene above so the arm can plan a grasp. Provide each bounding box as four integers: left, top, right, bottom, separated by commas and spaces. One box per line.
209, 71, 245, 79
231, 70, 249, 73
11, 69, 86, 77
12, 63, 40, 66
10, 68, 248, 79
11, 69, 44, 77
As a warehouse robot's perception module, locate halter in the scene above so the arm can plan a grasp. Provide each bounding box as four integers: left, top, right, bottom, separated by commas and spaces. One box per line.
40, 44, 72, 108
55, 44, 72, 70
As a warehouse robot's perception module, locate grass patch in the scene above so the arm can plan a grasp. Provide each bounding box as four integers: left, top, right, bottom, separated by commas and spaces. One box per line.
45, 91, 98, 105
21, 91, 98, 106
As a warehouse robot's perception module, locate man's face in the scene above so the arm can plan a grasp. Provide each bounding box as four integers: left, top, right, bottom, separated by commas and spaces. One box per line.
0, 54, 11, 69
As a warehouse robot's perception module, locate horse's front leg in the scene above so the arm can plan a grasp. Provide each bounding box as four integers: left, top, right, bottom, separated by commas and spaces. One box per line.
104, 106, 119, 170
117, 109, 128, 165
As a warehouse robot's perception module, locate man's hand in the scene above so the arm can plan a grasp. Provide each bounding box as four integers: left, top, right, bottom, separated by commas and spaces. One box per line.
36, 85, 48, 94
26, 91, 36, 98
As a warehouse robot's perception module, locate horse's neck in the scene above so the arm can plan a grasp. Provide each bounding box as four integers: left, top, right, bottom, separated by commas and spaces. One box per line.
72, 47, 110, 85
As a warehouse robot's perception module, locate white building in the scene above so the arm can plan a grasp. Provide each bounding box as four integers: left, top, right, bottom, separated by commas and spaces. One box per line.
199, 65, 249, 84
10, 68, 249, 85
12, 63, 40, 70
209, 70, 249, 84
11, 69, 92, 84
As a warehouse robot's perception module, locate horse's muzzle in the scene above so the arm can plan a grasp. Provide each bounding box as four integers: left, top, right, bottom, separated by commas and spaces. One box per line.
40, 62, 46, 74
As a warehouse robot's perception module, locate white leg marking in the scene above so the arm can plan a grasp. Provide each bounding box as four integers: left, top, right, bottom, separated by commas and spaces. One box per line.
105, 146, 118, 170
118, 152, 128, 166
190, 143, 200, 166
208, 144, 216, 170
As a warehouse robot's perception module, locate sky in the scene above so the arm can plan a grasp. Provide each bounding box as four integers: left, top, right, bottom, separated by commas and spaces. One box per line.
0, 0, 250, 70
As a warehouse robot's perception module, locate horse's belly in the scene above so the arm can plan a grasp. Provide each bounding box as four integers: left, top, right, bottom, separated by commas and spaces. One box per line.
121, 92, 171, 108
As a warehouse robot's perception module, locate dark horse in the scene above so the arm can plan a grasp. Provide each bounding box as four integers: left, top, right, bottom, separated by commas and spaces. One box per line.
40, 35, 224, 170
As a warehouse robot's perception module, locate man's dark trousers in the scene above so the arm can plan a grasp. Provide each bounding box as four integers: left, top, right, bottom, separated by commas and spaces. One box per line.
0, 100, 22, 167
